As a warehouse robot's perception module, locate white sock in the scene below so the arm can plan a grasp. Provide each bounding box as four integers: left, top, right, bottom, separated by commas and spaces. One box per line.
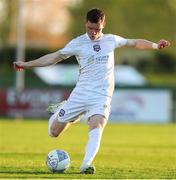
82, 128, 102, 166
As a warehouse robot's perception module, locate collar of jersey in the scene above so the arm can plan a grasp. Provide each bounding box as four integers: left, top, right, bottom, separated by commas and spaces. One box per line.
85, 33, 104, 41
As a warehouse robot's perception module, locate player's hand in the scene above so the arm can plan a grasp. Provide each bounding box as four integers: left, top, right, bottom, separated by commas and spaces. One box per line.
13, 62, 25, 71
158, 39, 170, 49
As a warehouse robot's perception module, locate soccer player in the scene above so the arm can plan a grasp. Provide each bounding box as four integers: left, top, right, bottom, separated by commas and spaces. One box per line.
13, 8, 170, 174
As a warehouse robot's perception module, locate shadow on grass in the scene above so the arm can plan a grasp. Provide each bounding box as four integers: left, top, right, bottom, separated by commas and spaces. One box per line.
0, 170, 80, 175
0, 170, 96, 179
0, 170, 83, 179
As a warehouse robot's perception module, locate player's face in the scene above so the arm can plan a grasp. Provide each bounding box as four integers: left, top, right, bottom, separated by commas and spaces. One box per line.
85, 20, 105, 40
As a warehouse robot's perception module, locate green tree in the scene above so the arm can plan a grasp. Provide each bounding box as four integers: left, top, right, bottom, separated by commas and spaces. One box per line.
0, 0, 16, 46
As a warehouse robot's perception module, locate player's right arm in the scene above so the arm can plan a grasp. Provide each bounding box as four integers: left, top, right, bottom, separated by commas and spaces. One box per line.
13, 38, 78, 71
13, 51, 64, 71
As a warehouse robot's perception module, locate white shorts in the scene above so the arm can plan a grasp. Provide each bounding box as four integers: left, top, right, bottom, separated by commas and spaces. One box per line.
52, 87, 112, 123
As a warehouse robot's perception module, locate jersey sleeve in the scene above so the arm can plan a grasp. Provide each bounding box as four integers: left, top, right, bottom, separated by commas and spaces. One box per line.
58, 38, 78, 59
113, 35, 128, 48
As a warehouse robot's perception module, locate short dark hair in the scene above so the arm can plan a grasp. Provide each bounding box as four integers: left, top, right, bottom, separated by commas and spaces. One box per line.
86, 8, 105, 23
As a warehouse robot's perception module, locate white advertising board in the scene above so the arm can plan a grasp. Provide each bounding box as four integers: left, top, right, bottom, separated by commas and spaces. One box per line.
2, 88, 172, 123
110, 89, 172, 123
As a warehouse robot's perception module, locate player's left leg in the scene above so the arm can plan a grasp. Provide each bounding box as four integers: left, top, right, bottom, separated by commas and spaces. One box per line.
48, 112, 71, 137
48, 96, 85, 137
80, 114, 107, 174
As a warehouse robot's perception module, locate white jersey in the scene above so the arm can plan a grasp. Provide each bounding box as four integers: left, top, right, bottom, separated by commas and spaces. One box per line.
59, 33, 127, 97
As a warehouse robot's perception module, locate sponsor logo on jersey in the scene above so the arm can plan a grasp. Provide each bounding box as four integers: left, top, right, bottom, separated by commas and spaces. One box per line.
93, 44, 101, 52
59, 109, 65, 117
95, 55, 109, 64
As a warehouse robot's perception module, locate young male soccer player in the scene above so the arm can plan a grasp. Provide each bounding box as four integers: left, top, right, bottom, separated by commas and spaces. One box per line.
14, 8, 170, 174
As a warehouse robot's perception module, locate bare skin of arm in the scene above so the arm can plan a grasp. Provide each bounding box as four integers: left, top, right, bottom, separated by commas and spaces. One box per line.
13, 51, 64, 71
125, 39, 170, 49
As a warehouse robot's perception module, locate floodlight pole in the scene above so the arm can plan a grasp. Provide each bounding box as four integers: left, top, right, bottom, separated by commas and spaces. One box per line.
16, 0, 25, 92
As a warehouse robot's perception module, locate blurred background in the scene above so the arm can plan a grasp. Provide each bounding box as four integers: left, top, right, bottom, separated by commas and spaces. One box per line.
0, 0, 175, 123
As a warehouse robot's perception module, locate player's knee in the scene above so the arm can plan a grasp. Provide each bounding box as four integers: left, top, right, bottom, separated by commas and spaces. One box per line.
49, 126, 61, 137
48, 131, 57, 137
88, 115, 107, 129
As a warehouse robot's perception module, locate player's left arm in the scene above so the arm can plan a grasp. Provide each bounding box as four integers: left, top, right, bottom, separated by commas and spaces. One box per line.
125, 39, 170, 50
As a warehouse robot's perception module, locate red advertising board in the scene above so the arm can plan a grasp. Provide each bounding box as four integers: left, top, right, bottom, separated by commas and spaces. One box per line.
0, 88, 71, 118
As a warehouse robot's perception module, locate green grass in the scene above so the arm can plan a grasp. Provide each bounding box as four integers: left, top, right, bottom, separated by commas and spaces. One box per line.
0, 119, 176, 179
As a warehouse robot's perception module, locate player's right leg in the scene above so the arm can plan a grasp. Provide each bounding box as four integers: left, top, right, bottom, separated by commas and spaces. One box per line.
80, 114, 107, 174
80, 96, 111, 174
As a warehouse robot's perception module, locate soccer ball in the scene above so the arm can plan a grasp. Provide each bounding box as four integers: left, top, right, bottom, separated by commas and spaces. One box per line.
46, 149, 70, 173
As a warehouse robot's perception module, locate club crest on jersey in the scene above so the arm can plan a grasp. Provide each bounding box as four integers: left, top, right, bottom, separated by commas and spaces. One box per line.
93, 44, 101, 52
59, 109, 65, 117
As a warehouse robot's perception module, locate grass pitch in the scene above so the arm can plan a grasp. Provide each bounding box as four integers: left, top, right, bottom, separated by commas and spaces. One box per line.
0, 119, 176, 179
